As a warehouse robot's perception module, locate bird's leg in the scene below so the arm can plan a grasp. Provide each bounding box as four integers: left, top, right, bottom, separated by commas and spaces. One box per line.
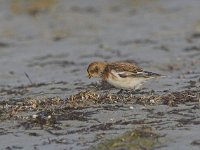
117, 89, 131, 96
135, 89, 141, 93
130, 89, 141, 95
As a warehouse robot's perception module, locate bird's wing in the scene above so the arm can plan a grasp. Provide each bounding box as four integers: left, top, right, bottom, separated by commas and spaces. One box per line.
117, 71, 161, 78
107, 62, 161, 78
108, 62, 143, 73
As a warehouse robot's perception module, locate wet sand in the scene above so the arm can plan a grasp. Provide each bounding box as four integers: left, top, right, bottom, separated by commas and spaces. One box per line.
0, 0, 200, 149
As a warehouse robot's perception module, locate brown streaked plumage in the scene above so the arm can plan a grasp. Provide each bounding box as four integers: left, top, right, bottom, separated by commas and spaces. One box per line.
87, 61, 162, 90
87, 61, 107, 78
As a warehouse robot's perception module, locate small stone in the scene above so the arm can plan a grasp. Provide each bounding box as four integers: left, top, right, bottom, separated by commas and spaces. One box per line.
150, 99, 155, 104
191, 139, 200, 145
129, 106, 134, 110
32, 114, 38, 119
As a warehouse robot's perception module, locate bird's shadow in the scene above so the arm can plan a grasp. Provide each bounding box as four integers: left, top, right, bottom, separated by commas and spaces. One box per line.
87, 81, 155, 96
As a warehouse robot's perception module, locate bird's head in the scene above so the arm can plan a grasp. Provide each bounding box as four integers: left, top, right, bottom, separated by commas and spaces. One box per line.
87, 61, 107, 78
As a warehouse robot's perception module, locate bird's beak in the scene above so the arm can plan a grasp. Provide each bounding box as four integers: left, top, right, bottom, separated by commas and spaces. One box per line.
87, 73, 91, 79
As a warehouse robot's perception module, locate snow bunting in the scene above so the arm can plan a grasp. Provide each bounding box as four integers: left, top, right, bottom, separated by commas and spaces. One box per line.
87, 61, 162, 90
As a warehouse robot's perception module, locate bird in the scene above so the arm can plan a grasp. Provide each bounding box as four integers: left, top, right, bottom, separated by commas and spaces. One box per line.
87, 61, 162, 91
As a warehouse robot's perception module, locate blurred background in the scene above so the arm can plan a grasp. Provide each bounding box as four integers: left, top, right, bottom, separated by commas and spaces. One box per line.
0, 0, 200, 99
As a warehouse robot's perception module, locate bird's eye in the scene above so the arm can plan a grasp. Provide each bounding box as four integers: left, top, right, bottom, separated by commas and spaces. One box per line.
94, 66, 99, 72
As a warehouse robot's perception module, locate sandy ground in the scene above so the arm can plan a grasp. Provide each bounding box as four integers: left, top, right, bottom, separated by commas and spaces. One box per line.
0, 0, 200, 149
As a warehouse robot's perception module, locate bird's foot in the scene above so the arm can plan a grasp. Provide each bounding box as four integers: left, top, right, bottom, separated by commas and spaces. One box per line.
117, 89, 124, 94
130, 89, 141, 94
117, 89, 131, 95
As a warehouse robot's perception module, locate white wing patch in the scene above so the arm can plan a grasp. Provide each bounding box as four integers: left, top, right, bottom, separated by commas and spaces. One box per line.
113, 70, 159, 78
112, 70, 137, 77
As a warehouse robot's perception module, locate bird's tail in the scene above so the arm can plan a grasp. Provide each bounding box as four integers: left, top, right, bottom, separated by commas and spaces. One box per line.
143, 71, 165, 78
